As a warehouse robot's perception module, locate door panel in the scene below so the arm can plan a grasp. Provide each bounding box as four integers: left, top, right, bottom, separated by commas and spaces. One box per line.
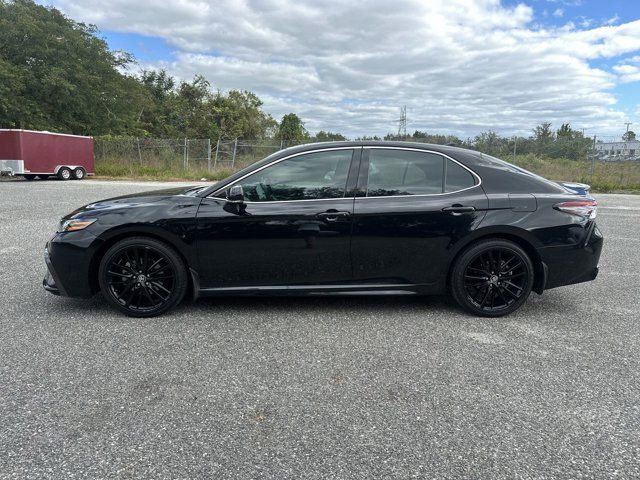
351, 147, 488, 286
351, 190, 488, 285
196, 198, 354, 287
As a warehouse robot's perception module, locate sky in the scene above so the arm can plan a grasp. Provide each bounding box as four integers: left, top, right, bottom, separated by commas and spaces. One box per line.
45, 0, 640, 139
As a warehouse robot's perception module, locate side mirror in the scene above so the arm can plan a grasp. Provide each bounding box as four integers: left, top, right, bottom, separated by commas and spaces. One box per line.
227, 185, 244, 203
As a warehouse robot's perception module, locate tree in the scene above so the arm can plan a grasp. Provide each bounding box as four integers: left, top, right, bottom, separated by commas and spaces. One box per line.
276, 113, 308, 144
532, 122, 554, 142
623, 130, 636, 141
557, 123, 574, 138
314, 130, 346, 141
0, 0, 145, 135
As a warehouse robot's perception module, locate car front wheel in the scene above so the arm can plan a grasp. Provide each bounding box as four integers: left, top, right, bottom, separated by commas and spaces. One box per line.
98, 237, 188, 317
450, 239, 534, 317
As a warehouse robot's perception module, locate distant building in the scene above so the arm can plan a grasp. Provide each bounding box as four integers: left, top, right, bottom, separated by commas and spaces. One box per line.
593, 139, 640, 160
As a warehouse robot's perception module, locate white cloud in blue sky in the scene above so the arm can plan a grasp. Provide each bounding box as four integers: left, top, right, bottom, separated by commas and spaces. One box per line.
49, 0, 640, 138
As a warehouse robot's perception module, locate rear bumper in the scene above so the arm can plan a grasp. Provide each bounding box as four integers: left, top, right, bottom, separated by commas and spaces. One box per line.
539, 223, 603, 290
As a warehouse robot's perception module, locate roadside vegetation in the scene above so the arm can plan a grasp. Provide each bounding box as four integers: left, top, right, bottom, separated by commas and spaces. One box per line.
94, 152, 640, 193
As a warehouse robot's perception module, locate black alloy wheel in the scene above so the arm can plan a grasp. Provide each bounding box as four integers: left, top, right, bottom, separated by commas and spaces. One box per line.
99, 237, 188, 317
450, 239, 534, 317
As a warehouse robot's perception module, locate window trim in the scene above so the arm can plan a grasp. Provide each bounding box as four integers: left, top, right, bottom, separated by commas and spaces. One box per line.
359, 146, 482, 199
210, 146, 357, 203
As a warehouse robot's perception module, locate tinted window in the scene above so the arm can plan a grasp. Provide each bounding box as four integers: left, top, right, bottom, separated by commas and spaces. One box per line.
236, 149, 352, 202
367, 149, 444, 197
445, 160, 475, 192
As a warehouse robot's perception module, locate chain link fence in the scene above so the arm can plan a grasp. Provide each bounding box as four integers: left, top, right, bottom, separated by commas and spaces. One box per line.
94, 137, 313, 174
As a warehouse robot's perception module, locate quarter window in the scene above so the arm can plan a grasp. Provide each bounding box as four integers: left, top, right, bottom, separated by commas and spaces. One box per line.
235, 149, 353, 202
366, 149, 476, 197
445, 159, 476, 192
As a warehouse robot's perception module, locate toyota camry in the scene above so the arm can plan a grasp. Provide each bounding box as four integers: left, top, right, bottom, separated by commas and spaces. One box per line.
43, 141, 603, 317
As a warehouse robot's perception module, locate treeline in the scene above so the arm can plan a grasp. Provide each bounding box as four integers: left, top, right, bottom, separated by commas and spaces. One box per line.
1, 0, 595, 160
368, 122, 595, 161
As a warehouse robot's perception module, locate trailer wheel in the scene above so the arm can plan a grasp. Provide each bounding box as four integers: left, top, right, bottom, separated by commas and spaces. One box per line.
72, 167, 86, 180
24, 174, 36, 180
57, 167, 72, 181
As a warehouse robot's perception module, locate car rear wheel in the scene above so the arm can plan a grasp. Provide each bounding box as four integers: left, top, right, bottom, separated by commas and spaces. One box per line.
72, 167, 85, 180
450, 239, 534, 317
57, 167, 72, 180
98, 237, 188, 317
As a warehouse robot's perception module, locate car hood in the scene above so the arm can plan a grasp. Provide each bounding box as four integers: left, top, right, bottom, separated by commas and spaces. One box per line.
63, 185, 205, 220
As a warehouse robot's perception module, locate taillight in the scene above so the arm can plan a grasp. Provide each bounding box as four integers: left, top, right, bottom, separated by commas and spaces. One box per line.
553, 200, 597, 219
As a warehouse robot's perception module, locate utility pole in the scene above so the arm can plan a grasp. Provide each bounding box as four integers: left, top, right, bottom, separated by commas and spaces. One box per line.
397, 106, 407, 139
591, 135, 596, 183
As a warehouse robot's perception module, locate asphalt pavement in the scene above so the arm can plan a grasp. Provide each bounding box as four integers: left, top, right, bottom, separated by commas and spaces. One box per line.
1, 178, 639, 479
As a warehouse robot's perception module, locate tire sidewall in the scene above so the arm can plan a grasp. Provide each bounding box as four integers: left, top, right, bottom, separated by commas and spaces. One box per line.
73, 168, 85, 180
58, 167, 72, 180
450, 239, 534, 317
98, 237, 188, 317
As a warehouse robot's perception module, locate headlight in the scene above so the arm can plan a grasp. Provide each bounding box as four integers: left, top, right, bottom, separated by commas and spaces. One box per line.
58, 218, 97, 232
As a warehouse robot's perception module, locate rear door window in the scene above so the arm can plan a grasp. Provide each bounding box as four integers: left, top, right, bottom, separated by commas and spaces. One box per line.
366, 149, 476, 197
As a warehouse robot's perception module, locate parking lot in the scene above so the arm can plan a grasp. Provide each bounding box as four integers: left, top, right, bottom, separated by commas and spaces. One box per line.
1, 178, 639, 478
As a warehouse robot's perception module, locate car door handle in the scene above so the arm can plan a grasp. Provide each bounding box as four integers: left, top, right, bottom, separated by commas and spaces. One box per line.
316, 211, 351, 222
442, 205, 476, 214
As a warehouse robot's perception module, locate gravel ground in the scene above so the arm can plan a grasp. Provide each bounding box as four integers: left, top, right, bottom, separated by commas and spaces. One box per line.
1, 178, 639, 479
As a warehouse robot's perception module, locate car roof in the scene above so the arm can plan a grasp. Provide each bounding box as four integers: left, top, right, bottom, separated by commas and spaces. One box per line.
275, 140, 475, 159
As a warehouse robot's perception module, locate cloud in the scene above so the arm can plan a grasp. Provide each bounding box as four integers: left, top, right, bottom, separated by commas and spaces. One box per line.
51, 0, 640, 137
603, 14, 620, 26
553, 8, 564, 18
614, 56, 640, 83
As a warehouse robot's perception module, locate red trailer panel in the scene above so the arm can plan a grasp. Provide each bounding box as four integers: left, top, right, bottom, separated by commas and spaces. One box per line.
0, 129, 94, 180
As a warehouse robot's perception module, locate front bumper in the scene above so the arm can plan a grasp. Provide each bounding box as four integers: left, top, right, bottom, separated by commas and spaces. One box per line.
43, 270, 61, 295
43, 247, 65, 296
42, 230, 102, 298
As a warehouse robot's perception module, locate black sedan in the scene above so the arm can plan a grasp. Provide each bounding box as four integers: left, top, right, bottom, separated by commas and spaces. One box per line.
44, 141, 603, 317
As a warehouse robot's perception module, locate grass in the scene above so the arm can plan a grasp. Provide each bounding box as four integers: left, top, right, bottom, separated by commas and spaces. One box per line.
509, 154, 640, 193
94, 153, 640, 193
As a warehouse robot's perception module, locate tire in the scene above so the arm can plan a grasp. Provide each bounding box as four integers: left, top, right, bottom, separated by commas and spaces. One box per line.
23, 174, 36, 180
72, 167, 86, 180
98, 237, 188, 317
450, 239, 534, 317
57, 167, 72, 180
